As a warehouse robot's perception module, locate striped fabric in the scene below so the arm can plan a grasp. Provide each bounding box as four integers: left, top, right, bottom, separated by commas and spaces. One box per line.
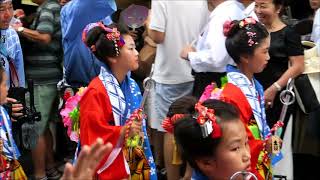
0, 106, 20, 160
0, 28, 25, 87
227, 65, 271, 139
98, 67, 126, 126
25, 0, 62, 85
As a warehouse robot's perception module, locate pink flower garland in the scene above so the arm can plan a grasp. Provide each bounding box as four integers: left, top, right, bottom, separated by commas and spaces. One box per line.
60, 87, 87, 142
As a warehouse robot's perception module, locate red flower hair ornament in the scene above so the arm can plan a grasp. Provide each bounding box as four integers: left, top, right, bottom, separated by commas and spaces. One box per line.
194, 103, 222, 139
223, 20, 235, 37
162, 114, 186, 134
161, 103, 222, 139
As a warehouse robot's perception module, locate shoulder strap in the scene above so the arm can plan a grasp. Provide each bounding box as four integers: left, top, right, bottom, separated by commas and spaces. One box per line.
8, 60, 19, 87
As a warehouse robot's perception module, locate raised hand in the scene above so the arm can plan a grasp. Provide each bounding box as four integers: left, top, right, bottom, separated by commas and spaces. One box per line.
61, 138, 113, 180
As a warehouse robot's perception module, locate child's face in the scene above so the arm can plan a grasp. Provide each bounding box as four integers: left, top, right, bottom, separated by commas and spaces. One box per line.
116, 35, 139, 72
0, 72, 8, 105
204, 120, 251, 179
247, 36, 270, 74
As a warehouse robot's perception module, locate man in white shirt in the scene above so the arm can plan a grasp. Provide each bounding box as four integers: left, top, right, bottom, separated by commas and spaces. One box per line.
148, 1, 208, 179
181, 0, 246, 98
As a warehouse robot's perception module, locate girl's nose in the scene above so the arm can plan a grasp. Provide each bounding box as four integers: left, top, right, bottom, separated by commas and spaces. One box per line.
243, 147, 251, 162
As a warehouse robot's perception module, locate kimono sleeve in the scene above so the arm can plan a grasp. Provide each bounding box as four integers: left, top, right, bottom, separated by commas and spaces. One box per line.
79, 87, 123, 148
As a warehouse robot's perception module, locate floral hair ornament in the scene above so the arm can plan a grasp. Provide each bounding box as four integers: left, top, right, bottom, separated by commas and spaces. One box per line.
238, 17, 259, 47
194, 103, 222, 138
162, 114, 186, 134
105, 27, 125, 56
223, 20, 235, 37
247, 31, 258, 46
239, 17, 257, 28
82, 22, 125, 56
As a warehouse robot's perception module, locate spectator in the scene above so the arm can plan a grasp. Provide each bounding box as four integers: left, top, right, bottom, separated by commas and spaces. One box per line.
310, 0, 320, 42
60, 0, 116, 87
0, 0, 25, 88
148, 1, 208, 179
11, 0, 63, 179
180, 0, 246, 98
254, 0, 304, 127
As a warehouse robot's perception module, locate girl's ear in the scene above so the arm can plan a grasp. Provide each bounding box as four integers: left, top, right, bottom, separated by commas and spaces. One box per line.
107, 57, 117, 65
195, 156, 217, 176
240, 54, 250, 64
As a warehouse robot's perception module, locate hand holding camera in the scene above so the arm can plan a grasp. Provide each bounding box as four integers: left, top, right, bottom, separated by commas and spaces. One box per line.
6, 97, 24, 122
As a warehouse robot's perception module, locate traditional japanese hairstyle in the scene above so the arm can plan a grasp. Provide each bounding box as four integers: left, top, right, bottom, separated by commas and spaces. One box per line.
82, 22, 127, 61
224, 17, 269, 64
162, 96, 198, 134
171, 97, 240, 172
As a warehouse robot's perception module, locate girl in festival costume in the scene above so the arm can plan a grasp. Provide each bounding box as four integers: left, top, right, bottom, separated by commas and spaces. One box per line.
79, 22, 156, 179
0, 66, 26, 179
224, 17, 274, 179
200, 17, 276, 179
163, 96, 251, 180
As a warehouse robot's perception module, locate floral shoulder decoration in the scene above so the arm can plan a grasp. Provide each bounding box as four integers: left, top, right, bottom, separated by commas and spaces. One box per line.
199, 83, 224, 103
60, 87, 87, 142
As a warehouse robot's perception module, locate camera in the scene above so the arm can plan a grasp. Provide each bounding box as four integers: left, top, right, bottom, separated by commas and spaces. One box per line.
6, 79, 41, 125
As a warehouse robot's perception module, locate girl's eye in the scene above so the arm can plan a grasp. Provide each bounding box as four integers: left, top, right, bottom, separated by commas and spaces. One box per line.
232, 147, 240, 151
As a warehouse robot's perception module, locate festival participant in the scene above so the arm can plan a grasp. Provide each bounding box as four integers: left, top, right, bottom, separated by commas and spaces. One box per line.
0, 66, 26, 179
79, 23, 156, 179
223, 17, 273, 179
164, 96, 251, 180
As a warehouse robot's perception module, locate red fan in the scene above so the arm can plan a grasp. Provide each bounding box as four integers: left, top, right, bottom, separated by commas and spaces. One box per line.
121, 4, 149, 31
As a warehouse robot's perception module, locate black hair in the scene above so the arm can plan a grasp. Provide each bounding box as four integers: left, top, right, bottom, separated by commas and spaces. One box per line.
273, 0, 289, 16
273, 0, 287, 6
0, 65, 5, 84
173, 97, 240, 173
225, 19, 269, 64
84, 23, 129, 62
166, 96, 198, 118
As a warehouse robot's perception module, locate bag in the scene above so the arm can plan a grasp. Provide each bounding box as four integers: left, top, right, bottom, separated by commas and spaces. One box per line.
8, 58, 19, 88
293, 41, 320, 113
132, 36, 156, 80
124, 146, 151, 180
123, 132, 151, 180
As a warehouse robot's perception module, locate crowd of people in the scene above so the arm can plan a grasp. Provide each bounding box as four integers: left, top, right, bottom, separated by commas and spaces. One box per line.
0, 0, 319, 179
